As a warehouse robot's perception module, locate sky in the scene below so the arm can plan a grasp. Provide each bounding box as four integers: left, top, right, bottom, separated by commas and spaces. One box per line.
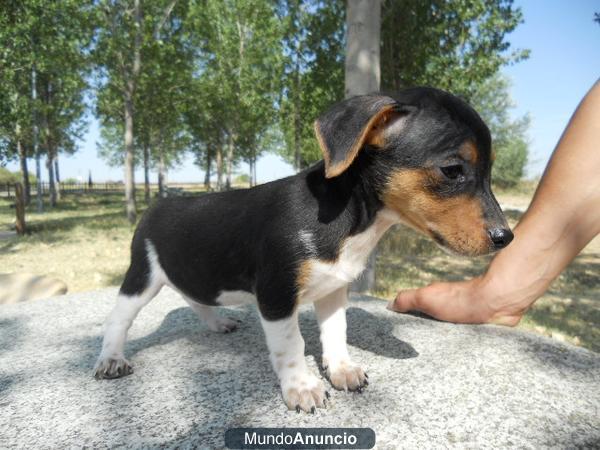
7, 0, 600, 183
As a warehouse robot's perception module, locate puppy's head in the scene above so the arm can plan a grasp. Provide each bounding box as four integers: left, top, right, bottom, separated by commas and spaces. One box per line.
314, 87, 512, 256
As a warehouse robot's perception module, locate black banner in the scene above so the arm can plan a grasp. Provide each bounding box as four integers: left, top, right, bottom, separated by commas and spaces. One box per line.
224, 427, 376, 449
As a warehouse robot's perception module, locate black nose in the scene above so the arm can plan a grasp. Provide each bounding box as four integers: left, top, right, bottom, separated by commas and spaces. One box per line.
488, 228, 514, 249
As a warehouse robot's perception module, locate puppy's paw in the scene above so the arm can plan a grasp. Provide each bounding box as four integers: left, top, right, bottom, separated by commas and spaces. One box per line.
207, 316, 240, 333
94, 356, 133, 380
325, 360, 368, 392
281, 372, 328, 413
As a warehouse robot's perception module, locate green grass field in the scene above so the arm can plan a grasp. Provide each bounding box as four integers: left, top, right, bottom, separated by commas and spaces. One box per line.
1, 188, 598, 352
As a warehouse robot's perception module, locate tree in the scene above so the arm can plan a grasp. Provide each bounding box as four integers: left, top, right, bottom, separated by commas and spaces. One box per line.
472, 73, 529, 187
187, 0, 284, 191
184, 76, 227, 191
34, 0, 90, 206
0, 1, 39, 205
0, 0, 91, 208
95, 0, 180, 223
380, 0, 528, 99
183, 73, 223, 191
135, 4, 193, 200
277, 0, 345, 171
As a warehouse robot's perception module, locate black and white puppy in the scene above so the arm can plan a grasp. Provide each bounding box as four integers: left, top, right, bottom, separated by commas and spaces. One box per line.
94, 87, 513, 413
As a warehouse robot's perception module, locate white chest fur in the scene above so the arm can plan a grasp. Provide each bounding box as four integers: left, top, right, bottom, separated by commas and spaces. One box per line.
298, 210, 397, 303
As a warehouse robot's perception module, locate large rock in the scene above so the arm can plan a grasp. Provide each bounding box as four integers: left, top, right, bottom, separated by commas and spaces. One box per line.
0, 272, 68, 304
0, 288, 598, 449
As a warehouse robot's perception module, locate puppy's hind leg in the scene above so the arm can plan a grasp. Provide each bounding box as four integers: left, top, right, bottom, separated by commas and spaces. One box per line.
183, 298, 240, 333
94, 240, 163, 380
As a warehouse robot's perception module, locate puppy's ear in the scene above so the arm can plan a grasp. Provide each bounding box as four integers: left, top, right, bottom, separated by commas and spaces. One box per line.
314, 95, 412, 178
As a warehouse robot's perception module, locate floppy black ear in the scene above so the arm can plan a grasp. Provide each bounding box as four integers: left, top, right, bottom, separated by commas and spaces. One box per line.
314, 94, 400, 178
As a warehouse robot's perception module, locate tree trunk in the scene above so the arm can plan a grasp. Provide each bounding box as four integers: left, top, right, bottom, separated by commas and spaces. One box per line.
216, 147, 223, 191
345, 0, 381, 97
158, 148, 166, 198
15, 182, 26, 235
46, 152, 57, 207
225, 133, 235, 190
346, 0, 381, 293
204, 149, 212, 191
143, 143, 151, 204
123, 95, 137, 223
293, 55, 302, 172
122, 0, 141, 224
54, 156, 61, 201
248, 157, 253, 187
17, 137, 31, 205
35, 152, 43, 209
252, 148, 257, 186
32, 64, 43, 213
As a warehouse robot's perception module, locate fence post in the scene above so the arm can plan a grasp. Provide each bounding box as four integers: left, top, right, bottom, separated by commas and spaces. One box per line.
15, 182, 26, 235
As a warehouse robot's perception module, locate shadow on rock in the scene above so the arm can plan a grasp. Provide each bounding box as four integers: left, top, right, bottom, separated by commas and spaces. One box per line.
298, 306, 418, 363
0, 317, 25, 356
80, 303, 418, 372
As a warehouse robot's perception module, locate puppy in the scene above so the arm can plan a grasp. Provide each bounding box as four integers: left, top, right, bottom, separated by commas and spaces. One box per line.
94, 87, 512, 413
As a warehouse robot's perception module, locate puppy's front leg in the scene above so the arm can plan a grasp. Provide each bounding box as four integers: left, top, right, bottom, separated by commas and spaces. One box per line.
314, 287, 368, 392
259, 311, 328, 413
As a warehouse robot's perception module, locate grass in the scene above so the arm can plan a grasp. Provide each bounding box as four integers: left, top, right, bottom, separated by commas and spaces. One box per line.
0, 193, 145, 292
1, 186, 598, 352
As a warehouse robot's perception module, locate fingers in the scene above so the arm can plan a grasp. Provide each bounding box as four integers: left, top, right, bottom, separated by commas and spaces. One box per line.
387, 287, 421, 313
388, 280, 487, 324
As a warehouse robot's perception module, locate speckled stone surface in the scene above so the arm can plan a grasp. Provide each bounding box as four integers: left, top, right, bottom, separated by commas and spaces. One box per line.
0, 288, 598, 449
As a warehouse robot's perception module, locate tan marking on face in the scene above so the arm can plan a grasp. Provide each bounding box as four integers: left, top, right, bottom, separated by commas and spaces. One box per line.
287, 362, 296, 368
315, 105, 396, 178
459, 140, 479, 164
383, 169, 490, 255
274, 351, 285, 358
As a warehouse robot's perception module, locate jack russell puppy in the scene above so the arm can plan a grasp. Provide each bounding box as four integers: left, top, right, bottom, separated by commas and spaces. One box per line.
94, 87, 513, 413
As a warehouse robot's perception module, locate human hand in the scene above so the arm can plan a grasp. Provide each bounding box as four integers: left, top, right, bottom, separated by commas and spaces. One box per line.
387, 276, 525, 326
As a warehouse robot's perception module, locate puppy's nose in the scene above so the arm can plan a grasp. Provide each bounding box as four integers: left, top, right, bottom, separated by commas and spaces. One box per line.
488, 228, 514, 249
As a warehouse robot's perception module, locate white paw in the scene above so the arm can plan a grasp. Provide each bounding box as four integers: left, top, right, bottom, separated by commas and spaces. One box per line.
324, 359, 368, 392
206, 316, 240, 333
94, 356, 133, 380
281, 371, 329, 413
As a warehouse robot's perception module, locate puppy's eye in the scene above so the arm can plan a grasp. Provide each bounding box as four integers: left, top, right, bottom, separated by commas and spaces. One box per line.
440, 165, 464, 180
